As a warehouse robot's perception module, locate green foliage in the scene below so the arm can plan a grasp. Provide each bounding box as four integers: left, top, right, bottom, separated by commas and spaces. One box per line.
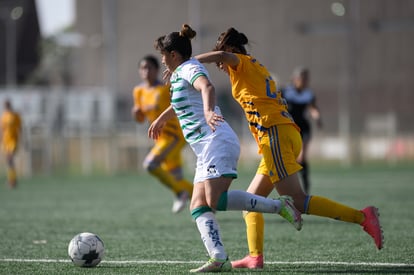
0, 165, 413, 274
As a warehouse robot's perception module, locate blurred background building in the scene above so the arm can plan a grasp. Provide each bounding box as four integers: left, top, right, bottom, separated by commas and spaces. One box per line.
0, 0, 413, 176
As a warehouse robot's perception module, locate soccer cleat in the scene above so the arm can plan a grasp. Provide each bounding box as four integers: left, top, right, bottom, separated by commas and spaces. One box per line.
361, 206, 384, 250
171, 191, 189, 213
231, 254, 263, 269
190, 258, 231, 273
278, 195, 303, 231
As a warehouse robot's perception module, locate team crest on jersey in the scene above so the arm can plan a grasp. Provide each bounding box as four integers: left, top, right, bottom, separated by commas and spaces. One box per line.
170, 72, 178, 82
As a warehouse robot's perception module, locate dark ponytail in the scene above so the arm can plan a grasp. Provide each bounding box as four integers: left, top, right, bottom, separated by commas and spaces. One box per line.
214, 27, 248, 54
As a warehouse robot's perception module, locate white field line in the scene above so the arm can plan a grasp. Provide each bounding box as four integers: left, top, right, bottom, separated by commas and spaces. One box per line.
0, 259, 413, 267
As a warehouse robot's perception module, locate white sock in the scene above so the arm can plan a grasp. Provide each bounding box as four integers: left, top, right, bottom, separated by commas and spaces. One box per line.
226, 190, 282, 213
195, 211, 227, 260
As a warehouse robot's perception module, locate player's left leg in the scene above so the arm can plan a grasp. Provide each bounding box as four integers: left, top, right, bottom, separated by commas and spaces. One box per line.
274, 130, 384, 250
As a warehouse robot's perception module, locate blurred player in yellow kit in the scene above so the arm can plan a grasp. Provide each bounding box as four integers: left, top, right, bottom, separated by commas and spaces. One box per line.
1, 99, 22, 189
132, 55, 193, 213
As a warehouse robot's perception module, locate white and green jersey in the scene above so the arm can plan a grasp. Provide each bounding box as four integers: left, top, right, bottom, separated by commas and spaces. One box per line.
170, 59, 240, 182
170, 58, 212, 144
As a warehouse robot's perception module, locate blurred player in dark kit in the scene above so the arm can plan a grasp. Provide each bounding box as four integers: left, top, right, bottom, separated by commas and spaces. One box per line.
281, 67, 322, 194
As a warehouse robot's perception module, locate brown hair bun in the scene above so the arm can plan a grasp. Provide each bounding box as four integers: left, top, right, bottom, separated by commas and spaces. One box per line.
180, 24, 197, 40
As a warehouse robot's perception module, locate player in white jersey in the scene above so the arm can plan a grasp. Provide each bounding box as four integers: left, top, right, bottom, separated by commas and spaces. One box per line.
149, 24, 302, 273
170, 57, 241, 182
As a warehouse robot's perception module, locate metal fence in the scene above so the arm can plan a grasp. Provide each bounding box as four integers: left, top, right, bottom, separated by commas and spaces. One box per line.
0, 88, 413, 177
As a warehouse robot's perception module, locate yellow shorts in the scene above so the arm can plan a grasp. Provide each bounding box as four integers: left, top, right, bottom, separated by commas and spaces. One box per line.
256, 124, 302, 183
150, 131, 186, 171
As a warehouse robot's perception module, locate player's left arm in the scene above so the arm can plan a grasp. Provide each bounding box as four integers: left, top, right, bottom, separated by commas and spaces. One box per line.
309, 97, 322, 129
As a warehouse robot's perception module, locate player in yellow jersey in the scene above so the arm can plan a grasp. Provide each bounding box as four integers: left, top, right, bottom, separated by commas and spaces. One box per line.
0, 100, 22, 189
196, 27, 383, 269
132, 55, 193, 213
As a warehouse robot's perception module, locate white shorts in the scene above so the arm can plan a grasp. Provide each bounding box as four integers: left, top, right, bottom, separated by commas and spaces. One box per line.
190, 122, 240, 184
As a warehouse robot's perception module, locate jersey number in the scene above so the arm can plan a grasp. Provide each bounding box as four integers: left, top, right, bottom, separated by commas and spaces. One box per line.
265, 78, 278, 98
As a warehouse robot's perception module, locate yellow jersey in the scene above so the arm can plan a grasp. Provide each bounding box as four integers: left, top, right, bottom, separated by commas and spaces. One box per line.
132, 81, 182, 135
1, 110, 22, 153
228, 54, 298, 140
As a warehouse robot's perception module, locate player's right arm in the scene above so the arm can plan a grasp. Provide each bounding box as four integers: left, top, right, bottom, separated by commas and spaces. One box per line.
195, 51, 240, 70
131, 106, 145, 122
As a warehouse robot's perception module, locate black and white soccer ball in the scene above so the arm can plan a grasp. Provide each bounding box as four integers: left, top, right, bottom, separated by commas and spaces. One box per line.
68, 232, 105, 267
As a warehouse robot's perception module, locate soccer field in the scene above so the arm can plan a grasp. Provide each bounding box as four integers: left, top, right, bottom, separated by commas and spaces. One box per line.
1, 163, 413, 274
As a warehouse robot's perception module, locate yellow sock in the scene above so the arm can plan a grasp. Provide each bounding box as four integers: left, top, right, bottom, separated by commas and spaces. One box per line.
149, 166, 183, 194
307, 195, 365, 224
244, 211, 264, 256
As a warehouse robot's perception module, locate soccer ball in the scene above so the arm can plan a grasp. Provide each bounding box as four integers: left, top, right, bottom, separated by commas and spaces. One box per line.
68, 232, 105, 267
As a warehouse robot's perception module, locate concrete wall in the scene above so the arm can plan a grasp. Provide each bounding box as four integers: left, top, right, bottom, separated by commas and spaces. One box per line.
71, 0, 414, 134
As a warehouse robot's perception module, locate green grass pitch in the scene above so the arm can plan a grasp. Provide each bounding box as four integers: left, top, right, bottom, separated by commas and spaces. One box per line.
1, 163, 414, 274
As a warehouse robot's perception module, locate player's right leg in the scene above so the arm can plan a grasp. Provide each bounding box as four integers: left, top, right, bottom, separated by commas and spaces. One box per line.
190, 180, 232, 273
233, 124, 302, 269
229, 180, 303, 269
230, 173, 273, 269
